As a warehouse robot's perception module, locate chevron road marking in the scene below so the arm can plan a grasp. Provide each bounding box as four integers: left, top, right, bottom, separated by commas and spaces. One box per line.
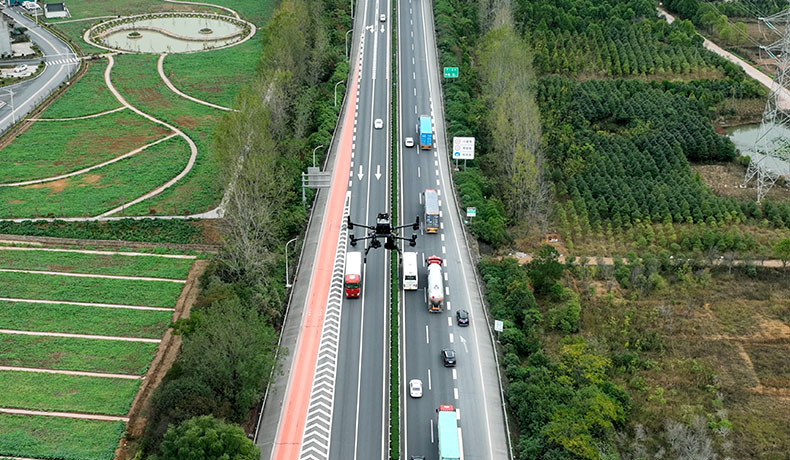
297, 192, 351, 460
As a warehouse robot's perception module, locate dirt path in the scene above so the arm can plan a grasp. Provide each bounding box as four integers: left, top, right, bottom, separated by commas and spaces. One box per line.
0, 268, 185, 283
32, 106, 127, 121
0, 365, 140, 380
157, 53, 236, 112
0, 246, 197, 259
659, 8, 790, 110
512, 254, 787, 268
0, 407, 129, 422
117, 259, 208, 458
0, 329, 161, 343
0, 297, 173, 312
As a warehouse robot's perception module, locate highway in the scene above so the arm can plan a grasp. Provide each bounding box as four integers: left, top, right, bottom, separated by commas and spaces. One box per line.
329, 0, 392, 458
396, 0, 510, 459
0, 6, 79, 135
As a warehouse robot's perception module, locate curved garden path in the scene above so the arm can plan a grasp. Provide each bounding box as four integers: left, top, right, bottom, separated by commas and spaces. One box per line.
97, 54, 199, 217
32, 106, 127, 121
157, 53, 236, 111
0, 407, 129, 422
163, 0, 240, 18
0, 366, 140, 380
0, 133, 177, 187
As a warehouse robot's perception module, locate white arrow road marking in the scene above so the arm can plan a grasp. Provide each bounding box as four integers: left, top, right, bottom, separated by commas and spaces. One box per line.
358, 165, 364, 180
459, 335, 469, 353
375, 164, 382, 180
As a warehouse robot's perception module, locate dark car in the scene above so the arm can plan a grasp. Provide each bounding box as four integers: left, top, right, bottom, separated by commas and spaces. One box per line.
456, 309, 469, 326
410, 457, 425, 460
441, 348, 456, 367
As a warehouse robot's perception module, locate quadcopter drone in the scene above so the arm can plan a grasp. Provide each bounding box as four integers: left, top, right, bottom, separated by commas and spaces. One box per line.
348, 212, 419, 261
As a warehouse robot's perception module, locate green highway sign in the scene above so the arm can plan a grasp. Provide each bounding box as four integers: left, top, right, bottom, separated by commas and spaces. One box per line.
443, 67, 459, 78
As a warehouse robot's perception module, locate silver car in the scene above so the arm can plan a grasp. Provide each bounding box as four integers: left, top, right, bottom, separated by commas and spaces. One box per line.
409, 379, 423, 398
404, 137, 414, 148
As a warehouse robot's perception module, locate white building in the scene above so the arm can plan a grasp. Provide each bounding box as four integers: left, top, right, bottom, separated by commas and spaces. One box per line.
43, 2, 67, 18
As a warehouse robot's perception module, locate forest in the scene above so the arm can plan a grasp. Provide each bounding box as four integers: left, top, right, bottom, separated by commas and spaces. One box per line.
437, 0, 790, 459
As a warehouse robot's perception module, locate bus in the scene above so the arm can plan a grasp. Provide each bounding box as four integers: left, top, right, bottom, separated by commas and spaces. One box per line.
437, 404, 461, 460
424, 189, 439, 233
344, 252, 361, 298
402, 251, 418, 290
419, 115, 432, 149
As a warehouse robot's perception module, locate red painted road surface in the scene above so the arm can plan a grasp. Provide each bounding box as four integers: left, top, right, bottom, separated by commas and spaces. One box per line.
271, 50, 361, 460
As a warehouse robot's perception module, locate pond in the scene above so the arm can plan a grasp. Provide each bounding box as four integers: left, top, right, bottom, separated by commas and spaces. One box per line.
99, 16, 244, 53
726, 123, 790, 175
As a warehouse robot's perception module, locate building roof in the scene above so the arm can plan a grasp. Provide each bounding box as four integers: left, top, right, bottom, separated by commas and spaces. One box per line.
45, 2, 65, 12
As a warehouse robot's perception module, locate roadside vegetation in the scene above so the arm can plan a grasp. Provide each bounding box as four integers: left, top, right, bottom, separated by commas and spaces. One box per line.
436, 0, 790, 459
0, 218, 209, 244
130, 0, 352, 457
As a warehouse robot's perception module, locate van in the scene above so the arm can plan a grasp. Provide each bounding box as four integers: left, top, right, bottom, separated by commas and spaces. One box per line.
402, 252, 418, 290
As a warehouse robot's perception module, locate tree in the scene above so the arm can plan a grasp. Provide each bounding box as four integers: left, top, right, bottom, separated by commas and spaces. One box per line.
773, 237, 790, 273
528, 245, 564, 295
158, 415, 260, 460
178, 298, 278, 421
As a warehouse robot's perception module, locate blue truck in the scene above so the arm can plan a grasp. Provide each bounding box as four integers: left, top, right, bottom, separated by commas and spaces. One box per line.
419, 115, 432, 149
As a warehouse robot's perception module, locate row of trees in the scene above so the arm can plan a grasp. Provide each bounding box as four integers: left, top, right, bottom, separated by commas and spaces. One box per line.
532, 21, 725, 77
139, 0, 352, 456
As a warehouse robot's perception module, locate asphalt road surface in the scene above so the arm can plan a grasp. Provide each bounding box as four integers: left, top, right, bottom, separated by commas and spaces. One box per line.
0, 7, 79, 135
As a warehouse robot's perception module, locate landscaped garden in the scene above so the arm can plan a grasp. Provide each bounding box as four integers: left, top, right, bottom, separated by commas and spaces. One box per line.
0, 244, 198, 460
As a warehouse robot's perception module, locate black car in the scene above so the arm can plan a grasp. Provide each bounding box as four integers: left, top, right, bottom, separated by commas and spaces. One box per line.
456, 309, 469, 326
441, 348, 456, 367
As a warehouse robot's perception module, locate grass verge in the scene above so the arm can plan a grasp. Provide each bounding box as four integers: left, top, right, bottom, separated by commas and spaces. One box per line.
0, 248, 193, 279
0, 413, 124, 460
39, 59, 120, 119
0, 218, 209, 244
0, 334, 157, 374
0, 370, 139, 415
0, 301, 172, 338
0, 109, 170, 184
0, 271, 184, 307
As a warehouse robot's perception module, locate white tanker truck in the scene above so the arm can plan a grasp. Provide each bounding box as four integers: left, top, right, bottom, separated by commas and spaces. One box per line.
426, 255, 444, 312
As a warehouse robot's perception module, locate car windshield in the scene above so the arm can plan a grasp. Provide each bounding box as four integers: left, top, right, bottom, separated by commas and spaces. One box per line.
445, 350, 455, 358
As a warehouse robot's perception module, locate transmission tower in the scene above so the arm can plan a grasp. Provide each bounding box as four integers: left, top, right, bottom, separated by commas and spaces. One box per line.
744, 3, 790, 203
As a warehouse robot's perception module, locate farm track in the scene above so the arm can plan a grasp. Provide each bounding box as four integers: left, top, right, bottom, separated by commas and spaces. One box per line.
157, 53, 236, 112
0, 366, 140, 380
0, 245, 198, 258
32, 106, 127, 121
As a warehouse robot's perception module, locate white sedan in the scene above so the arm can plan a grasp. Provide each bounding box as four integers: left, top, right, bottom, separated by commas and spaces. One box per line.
380, 13, 386, 22
374, 118, 384, 129
409, 379, 423, 398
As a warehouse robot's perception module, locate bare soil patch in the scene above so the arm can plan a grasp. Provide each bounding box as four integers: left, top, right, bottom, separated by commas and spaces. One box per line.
693, 162, 790, 201
26, 178, 70, 194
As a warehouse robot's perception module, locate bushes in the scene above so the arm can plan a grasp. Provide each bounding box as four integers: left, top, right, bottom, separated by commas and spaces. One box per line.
158, 415, 259, 460
0, 219, 205, 244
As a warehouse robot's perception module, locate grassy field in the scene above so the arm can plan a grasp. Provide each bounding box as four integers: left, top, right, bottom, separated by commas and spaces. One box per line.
0, 110, 170, 183
40, 60, 121, 119
0, 334, 157, 374
47, 0, 215, 22
0, 414, 124, 460
163, 36, 261, 108
0, 135, 190, 218
111, 53, 224, 215
571, 269, 790, 460
0, 271, 183, 307
0, 371, 139, 415
0, 301, 171, 338
0, 249, 193, 279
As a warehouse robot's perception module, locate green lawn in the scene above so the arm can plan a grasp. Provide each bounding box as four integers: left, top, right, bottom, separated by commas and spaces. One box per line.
0, 301, 172, 338
0, 248, 193, 279
40, 60, 121, 118
0, 334, 157, 374
0, 110, 170, 183
111, 53, 224, 216
0, 414, 124, 460
199, 0, 274, 26
0, 135, 190, 218
0, 271, 183, 307
49, 20, 108, 56
163, 36, 261, 108
0, 371, 139, 415
47, 0, 215, 21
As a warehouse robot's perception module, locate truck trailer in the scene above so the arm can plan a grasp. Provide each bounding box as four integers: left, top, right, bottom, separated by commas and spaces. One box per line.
426, 255, 444, 312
